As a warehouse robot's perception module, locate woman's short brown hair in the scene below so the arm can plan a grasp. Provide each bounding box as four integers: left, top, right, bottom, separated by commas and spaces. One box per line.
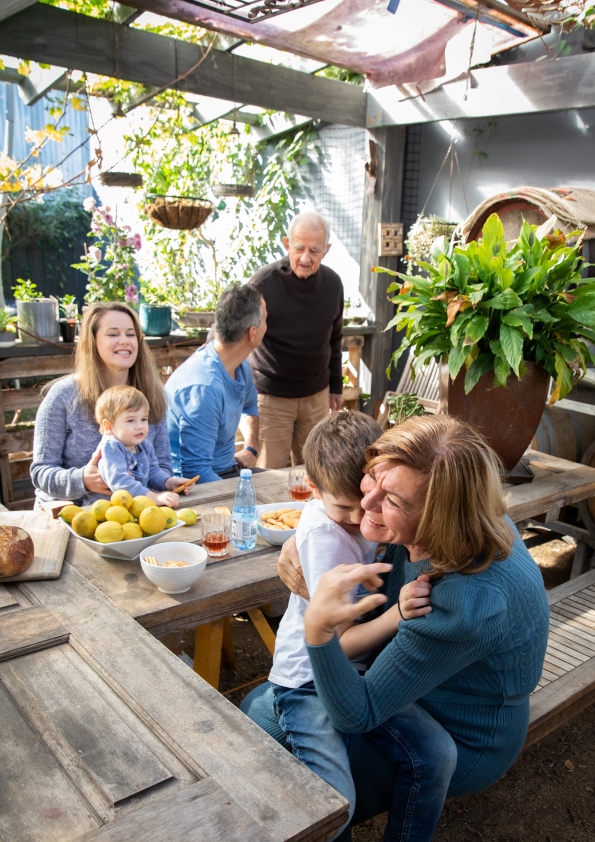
365, 415, 514, 575
75, 302, 166, 424
95, 385, 149, 433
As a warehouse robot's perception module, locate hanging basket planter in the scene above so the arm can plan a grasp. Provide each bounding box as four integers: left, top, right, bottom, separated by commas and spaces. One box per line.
212, 183, 254, 199
146, 197, 213, 230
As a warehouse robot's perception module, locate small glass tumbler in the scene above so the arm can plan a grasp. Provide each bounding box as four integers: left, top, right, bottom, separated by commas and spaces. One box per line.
201, 513, 232, 558
288, 468, 311, 502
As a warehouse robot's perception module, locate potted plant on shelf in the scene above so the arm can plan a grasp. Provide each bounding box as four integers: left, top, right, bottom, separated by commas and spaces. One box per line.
0, 307, 18, 348
12, 279, 60, 345
175, 278, 226, 330
373, 213, 595, 469
58, 294, 79, 343
139, 283, 172, 337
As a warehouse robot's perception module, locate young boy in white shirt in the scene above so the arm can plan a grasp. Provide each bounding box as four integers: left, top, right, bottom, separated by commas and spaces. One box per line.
267, 412, 430, 831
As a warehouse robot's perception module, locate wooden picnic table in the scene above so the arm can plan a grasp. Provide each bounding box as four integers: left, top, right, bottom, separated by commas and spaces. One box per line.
65, 450, 595, 686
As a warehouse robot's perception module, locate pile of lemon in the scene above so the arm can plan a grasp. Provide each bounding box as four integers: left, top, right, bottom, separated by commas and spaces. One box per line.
60, 490, 197, 544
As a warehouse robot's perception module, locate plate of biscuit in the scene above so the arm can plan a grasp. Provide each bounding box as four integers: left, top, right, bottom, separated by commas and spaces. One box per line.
257, 502, 306, 546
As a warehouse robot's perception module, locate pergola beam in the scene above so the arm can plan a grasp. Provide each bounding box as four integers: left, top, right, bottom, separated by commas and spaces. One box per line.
0, 0, 37, 23
0, 4, 367, 128
368, 51, 595, 126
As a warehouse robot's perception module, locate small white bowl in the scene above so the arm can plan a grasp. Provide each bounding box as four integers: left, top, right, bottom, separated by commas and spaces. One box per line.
140, 541, 207, 593
63, 519, 186, 560
257, 501, 306, 546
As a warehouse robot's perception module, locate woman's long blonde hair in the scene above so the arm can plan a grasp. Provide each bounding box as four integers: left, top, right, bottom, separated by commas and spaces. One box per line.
365, 415, 514, 576
75, 302, 167, 424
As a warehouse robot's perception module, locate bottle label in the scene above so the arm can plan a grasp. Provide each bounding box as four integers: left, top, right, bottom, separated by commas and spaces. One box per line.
232, 518, 257, 542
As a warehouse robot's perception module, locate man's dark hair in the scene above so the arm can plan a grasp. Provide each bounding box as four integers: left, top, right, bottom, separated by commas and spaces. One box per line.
215, 283, 263, 344
303, 411, 383, 500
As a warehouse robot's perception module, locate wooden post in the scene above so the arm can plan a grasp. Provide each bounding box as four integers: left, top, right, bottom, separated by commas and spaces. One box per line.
359, 126, 406, 404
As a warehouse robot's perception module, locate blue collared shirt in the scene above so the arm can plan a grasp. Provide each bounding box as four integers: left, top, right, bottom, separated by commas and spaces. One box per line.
165, 342, 258, 483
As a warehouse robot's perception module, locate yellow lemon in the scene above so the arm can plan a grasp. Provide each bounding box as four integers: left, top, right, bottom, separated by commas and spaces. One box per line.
105, 505, 131, 525
130, 495, 153, 519
122, 523, 143, 540
71, 511, 98, 539
160, 506, 177, 529
90, 499, 111, 523
110, 489, 133, 510
139, 506, 167, 535
60, 504, 83, 524
177, 508, 197, 526
95, 521, 125, 543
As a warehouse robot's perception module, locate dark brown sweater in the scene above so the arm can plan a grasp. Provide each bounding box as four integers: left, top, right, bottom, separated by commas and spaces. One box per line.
249, 258, 344, 398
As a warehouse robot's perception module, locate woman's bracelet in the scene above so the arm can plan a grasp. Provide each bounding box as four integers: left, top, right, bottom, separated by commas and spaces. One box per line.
397, 595, 405, 621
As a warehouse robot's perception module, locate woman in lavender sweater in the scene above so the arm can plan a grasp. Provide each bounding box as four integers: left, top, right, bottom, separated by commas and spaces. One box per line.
31, 302, 178, 507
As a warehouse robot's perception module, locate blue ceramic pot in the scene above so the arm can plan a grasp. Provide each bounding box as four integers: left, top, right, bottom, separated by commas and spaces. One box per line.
139, 304, 172, 337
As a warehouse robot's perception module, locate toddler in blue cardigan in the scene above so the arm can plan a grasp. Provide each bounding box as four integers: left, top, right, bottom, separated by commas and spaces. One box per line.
87, 385, 181, 507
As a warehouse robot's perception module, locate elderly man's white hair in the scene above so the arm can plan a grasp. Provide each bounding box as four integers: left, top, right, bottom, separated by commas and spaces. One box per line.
287, 212, 331, 247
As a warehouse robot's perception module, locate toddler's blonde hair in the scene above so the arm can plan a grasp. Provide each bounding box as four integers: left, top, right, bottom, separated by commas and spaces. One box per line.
95, 385, 149, 434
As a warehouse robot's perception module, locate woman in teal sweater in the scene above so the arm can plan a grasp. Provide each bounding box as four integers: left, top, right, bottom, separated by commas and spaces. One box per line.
246, 415, 549, 840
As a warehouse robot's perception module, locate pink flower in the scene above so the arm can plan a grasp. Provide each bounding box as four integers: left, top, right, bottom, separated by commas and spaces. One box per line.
89, 246, 102, 264
133, 233, 142, 250
125, 285, 138, 304
103, 214, 114, 225
83, 196, 96, 211
123, 225, 131, 232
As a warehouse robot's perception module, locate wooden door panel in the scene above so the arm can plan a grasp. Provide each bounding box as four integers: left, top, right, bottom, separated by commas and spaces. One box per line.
0, 681, 100, 842
0, 584, 18, 609
82, 778, 274, 842
3, 646, 174, 806
0, 605, 69, 660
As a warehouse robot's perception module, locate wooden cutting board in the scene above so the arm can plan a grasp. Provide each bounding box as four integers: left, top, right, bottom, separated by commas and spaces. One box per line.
0, 511, 70, 582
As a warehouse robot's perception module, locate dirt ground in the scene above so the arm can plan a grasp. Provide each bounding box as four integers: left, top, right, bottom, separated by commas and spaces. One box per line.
181, 534, 595, 841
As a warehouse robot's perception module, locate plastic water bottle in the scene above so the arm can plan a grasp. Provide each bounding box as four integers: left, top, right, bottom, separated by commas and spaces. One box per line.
231, 468, 257, 550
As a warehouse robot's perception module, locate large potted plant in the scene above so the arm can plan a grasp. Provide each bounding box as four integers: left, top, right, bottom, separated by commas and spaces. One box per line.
139, 282, 172, 336
374, 213, 595, 469
12, 279, 60, 345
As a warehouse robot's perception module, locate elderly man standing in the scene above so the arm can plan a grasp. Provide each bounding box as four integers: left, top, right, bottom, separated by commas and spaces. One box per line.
249, 211, 344, 469
166, 284, 266, 483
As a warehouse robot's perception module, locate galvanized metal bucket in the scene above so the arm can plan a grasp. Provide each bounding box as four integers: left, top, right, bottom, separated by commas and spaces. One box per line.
17, 299, 60, 345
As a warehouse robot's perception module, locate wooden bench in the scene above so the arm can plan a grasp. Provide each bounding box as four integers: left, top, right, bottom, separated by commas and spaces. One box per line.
526, 568, 595, 747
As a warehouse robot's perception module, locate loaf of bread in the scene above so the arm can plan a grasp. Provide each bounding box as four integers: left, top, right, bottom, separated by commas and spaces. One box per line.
0, 525, 35, 578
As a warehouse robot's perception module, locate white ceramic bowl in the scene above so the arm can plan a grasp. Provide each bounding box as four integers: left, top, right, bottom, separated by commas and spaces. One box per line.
63, 519, 186, 560
257, 501, 306, 546
139, 541, 207, 593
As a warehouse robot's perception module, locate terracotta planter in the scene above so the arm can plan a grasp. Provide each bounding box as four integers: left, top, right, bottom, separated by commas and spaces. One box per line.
438, 360, 550, 470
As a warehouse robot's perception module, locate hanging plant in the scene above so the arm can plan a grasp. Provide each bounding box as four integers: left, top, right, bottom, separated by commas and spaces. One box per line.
405, 214, 457, 275
145, 197, 213, 231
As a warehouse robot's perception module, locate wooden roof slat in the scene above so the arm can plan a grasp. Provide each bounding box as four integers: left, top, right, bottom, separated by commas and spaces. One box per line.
0, 3, 367, 127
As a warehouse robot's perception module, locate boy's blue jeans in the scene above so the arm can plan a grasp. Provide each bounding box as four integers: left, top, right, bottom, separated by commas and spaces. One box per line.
241, 681, 458, 842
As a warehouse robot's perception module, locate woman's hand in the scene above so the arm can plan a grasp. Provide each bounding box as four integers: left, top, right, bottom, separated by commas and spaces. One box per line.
399, 575, 432, 620
304, 562, 393, 646
278, 535, 310, 600
82, 449, 111, 495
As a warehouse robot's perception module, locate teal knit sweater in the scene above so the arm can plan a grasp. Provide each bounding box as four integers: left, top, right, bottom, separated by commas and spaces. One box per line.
307, 528, 549, 794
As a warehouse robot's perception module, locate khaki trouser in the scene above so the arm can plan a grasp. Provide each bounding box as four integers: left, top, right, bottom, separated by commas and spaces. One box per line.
256, 388, 330, 469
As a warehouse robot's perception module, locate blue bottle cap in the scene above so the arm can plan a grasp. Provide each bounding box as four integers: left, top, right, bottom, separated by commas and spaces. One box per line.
240, 469, 252, 478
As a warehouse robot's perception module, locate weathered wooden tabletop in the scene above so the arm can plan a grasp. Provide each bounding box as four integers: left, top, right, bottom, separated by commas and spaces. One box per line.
65, 453, 595, 639
0, 562, 348, 841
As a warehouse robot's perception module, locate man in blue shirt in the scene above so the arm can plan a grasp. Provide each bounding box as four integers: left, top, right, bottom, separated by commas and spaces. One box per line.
166, 284, 266, 483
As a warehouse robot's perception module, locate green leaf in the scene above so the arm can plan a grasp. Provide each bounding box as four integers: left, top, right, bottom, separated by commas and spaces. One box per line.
553, 342, 580, 364
463, 315, 489, 346
481, 213, 506, 257
513, 267, 541, 295
493, 354, 511, 388
550, 352, 574, 403
500, 323, 523, 375
502, 309, 533, 338
532, 308, 557, 323
464, 353, 495, 394
484, 289, 523, 310
568, 295, 595, 326
448, 346, 467, 381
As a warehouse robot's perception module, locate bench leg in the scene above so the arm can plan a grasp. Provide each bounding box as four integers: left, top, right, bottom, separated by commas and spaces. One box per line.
570, 542, 594, 579
247, 608, 276, 655
194, 620, 225, 688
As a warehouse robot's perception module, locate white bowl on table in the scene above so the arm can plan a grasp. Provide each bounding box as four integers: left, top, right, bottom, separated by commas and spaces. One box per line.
257, 501, 307, 546
140, 541, 208, 593
63, 519, 186, 560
